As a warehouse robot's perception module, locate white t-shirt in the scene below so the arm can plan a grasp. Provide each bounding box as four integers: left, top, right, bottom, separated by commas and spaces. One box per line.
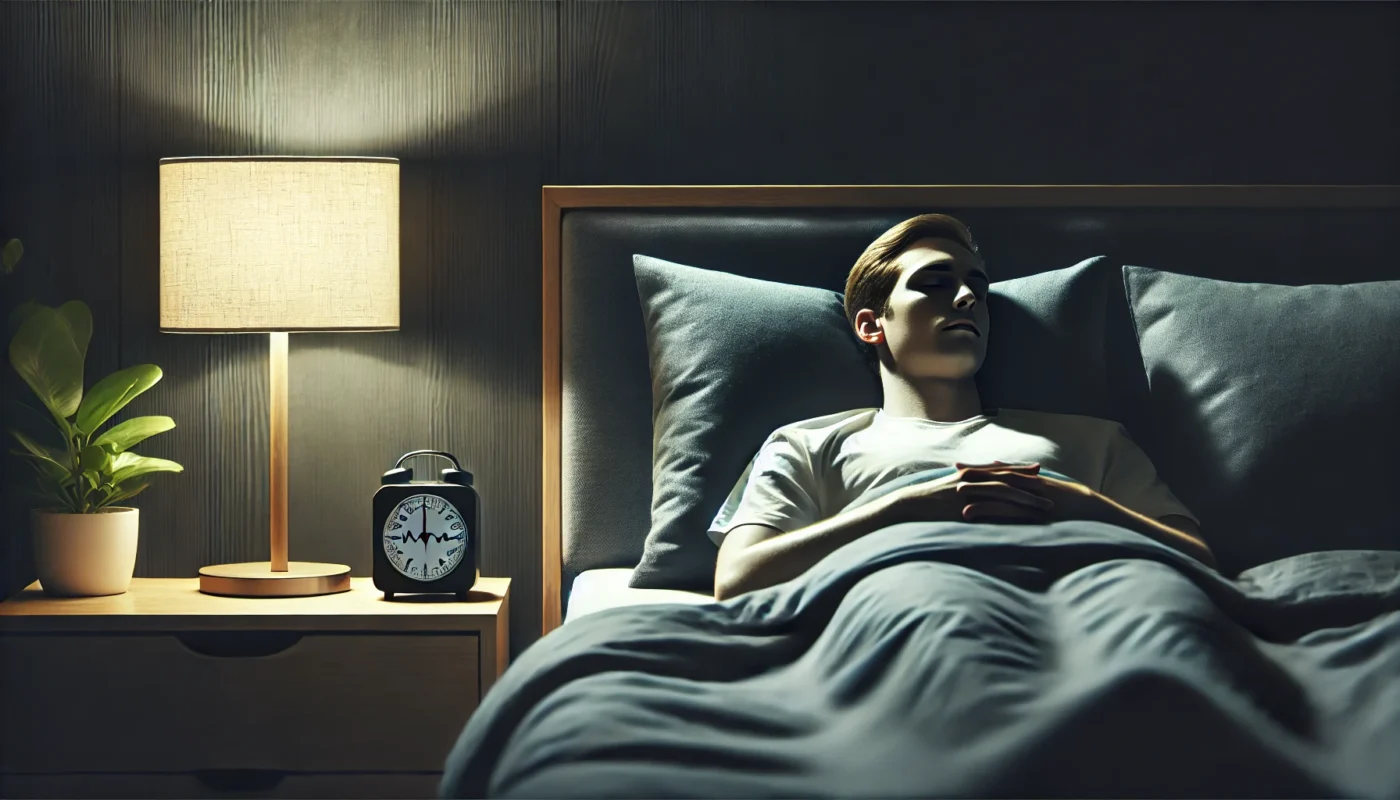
708, 408, 1198, 546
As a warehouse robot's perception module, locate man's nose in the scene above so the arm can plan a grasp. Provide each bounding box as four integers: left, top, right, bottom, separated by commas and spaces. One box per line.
953, 285, 977, 310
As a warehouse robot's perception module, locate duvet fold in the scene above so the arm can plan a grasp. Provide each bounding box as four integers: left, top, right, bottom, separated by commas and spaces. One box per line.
441, 521, 1400, 799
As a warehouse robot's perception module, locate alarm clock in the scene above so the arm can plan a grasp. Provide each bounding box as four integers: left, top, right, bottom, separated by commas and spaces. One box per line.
372, 450, 480, 600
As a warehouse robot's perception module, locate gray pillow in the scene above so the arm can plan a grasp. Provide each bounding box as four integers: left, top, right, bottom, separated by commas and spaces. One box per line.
630, 254, 1117, 591
1124, 265, 1400, 576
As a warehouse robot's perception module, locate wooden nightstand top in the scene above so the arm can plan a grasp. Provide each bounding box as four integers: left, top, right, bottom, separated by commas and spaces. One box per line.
0, 576, 510, 633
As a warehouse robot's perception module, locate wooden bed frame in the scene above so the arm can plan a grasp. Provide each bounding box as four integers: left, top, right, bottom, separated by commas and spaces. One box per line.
539, 184, 1400, 635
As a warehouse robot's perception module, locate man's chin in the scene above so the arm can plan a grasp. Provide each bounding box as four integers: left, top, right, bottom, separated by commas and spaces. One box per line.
898, 358, 983, 381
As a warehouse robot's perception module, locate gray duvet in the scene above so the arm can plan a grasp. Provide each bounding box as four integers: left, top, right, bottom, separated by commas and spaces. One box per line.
441, 521, 1400, 798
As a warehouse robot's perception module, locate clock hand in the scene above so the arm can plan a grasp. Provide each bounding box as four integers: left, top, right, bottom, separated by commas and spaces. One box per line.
421, 500, 429, 551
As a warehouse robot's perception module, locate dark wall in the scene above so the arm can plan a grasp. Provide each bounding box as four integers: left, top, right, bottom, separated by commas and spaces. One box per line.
3, 1, 1396, 656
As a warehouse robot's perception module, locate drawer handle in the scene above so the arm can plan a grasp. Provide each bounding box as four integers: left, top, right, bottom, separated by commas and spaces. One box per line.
175, 631, 304, 658
195, 768, 287, 792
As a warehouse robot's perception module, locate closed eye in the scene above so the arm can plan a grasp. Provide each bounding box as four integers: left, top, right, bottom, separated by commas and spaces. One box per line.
914, 279, 987, 300
913, 279, 952, 291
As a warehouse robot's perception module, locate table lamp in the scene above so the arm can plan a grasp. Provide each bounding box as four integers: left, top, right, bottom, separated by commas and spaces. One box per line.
159, 155, 400, 597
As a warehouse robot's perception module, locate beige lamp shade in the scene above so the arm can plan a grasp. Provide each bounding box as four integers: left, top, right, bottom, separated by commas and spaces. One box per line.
159, 156, 400, 332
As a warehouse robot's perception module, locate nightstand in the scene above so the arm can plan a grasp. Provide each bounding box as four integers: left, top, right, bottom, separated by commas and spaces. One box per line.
0, 576, 509, 799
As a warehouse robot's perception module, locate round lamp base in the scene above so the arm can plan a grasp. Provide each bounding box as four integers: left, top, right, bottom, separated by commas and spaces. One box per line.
198, 561, 352, 598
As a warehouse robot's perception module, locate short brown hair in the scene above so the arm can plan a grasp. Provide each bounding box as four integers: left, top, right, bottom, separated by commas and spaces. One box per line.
843, 213, 981, 328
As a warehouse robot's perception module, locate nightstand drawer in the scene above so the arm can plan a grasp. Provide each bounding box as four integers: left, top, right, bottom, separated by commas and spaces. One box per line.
0, 632, 478, 773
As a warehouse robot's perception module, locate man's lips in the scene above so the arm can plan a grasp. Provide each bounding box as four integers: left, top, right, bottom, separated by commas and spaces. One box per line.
942, 321, 981, 336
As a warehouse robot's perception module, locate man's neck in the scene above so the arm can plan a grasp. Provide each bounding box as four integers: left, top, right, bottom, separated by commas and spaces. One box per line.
880, 373, 984, 422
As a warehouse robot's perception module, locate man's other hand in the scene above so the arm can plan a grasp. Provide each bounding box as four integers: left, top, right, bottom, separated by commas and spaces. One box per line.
954, 470, 1217, 567
967, 471, 1107, 523
889, 464, 1054, 525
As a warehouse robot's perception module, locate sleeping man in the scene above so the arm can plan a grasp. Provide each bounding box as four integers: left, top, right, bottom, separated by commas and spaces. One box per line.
709, 213, 1216, 601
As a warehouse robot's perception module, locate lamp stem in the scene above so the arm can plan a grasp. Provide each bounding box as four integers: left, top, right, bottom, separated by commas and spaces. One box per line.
269, 331, 289, 572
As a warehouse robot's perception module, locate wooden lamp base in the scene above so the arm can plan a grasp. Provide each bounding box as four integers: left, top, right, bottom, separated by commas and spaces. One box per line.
199, 561, 352, 598
197, 332, 350, 599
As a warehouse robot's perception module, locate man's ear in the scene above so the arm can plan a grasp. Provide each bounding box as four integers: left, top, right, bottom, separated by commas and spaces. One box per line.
854, 308, 884, 346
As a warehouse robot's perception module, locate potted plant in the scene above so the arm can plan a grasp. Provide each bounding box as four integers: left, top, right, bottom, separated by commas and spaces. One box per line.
8, 298, 182, 596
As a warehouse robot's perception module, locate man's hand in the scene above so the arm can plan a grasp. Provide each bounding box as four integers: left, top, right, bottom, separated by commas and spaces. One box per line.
954, 467, 1217, 568
954, 469, 1106, 524
887, 463, 1054, 525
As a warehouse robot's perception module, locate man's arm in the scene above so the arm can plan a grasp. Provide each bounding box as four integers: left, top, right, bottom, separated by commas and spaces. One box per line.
714, 496, 902, 602
1160, 515, 1202, 541
714, 465, 1053, 601
999, 475, 1216, 568
1099, 503, 1216, 568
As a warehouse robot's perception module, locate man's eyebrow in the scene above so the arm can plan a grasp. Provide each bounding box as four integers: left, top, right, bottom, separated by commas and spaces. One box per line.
911, 261, 990, 282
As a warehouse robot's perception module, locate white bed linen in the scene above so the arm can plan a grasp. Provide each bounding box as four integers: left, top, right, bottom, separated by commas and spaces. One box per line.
565, 568, 715, 621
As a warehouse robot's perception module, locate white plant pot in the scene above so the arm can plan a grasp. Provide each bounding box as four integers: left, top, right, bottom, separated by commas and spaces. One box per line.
32, 507, 140, 597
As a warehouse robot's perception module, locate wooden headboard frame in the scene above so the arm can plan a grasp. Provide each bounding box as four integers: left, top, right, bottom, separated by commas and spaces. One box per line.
539, 184, 1399, 635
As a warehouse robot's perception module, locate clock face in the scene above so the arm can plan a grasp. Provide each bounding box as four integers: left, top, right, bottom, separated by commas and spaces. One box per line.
381, 493, 468, 582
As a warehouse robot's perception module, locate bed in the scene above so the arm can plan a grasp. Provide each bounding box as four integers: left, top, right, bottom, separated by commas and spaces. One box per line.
444, 185, 1400, 798
564, 567, 711, 620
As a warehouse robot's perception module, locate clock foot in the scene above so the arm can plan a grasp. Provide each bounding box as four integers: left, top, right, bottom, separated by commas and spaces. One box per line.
384, 591, 395, 601
456, 591, 470, 602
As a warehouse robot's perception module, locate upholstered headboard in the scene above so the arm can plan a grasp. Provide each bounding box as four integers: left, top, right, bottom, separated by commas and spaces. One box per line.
541, 185, 1400, 633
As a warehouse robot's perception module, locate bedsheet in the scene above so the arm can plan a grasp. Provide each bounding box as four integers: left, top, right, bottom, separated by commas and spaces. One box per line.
566, 568, 714, 621
442, 520, 1400, 798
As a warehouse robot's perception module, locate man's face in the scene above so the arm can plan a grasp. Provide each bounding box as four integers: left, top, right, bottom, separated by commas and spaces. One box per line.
855, 237, 990, 380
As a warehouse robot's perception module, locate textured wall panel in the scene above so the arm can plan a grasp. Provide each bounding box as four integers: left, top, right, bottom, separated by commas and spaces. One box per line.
558, 2, 1400, 185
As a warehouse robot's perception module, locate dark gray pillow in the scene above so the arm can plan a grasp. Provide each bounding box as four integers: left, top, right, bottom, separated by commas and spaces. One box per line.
1124, 265, 1400, 576
630, 254, 1117, 591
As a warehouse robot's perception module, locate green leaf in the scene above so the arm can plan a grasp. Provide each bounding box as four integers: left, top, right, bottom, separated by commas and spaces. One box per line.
8, 303, 89, 422
98, 480, 150, 508
16, 482, 75, 512
9, 300, 44, 333
57, 301, 93, 362
76, 364, 162, 435
1, 239, 21, 275
11, 428, 69, 467
16, 450, 79, 511
9, 398, 73, 442
110, 451, 183, 485
79, 443, 113, 478
13, 448, 74, 485
92, 415, 175, 453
